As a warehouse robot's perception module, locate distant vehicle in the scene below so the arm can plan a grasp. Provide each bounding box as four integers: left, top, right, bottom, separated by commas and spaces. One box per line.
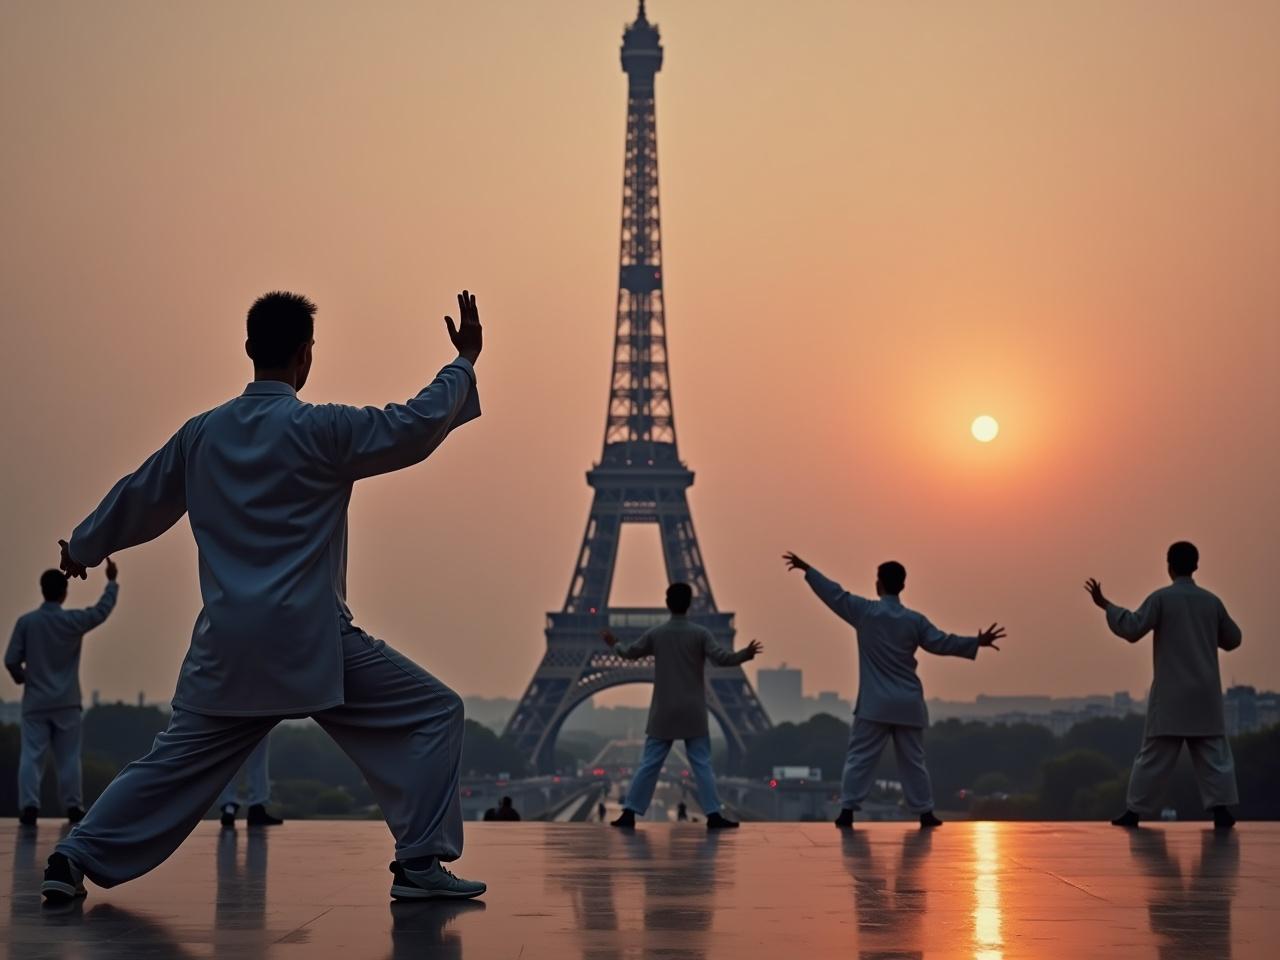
772, 766, 822, 781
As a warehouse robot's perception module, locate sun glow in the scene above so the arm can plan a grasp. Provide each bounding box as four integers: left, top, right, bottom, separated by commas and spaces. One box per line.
971, 415, 1000, 443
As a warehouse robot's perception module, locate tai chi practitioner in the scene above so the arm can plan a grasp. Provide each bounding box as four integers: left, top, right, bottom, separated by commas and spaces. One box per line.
1085, 540, 1242, 829
784, 552, 1005, 828
6, 560, 119, 826
42, 290, 487, 904
218, 735, 282, 827
603, 582, 763, 830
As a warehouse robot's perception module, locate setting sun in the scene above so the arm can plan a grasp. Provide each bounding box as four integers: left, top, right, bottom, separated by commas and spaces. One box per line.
971, 415, 1000, 443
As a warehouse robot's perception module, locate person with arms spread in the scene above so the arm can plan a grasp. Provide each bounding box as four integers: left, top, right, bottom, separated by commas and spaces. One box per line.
604, 582, 763, 830
784, 552, 1004, 829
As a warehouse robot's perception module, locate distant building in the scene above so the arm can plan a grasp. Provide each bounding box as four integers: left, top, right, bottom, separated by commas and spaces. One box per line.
812, 691, 852, 717
757, 664, 804, 723
1223, 685, 1279, 736
0, 700, 21, 725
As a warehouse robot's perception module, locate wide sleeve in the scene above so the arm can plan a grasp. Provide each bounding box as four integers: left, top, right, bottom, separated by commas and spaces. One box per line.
613, 628, 656, 661
804, 567, 871, 629
68, 426, 191, 567
4, 620, 25, 669
326, 359, 481, 481
917, 617, 980, 659
1217, 600, 1243, 652
1105, 592, 1161, 644
703, 633, 753, 667
58, 583, 119, 634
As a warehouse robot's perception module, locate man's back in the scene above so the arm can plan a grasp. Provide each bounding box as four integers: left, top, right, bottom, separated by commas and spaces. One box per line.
8, 588, 117, 712
1107, 578, 1241, 736
67, 363, 478, 717
617, 616, 750, 741
803, 568, 979, 727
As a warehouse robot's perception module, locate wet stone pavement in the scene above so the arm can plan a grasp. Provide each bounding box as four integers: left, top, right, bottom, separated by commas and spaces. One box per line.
1, 819, 1275, 958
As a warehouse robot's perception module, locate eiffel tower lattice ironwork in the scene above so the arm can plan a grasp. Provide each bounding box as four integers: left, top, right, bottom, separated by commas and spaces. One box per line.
503, 2, 772, 774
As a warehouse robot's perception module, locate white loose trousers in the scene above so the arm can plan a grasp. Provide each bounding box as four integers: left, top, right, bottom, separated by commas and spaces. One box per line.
839, 717, 934, 814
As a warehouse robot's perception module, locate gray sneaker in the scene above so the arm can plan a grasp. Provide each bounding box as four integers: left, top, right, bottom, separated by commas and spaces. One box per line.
389, 859, 486, 901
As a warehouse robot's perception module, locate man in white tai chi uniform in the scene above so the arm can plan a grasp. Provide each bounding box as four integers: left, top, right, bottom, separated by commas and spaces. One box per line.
784, 552, 1005, 829
603, 582, 763, 830
42, 290, 487, 903
1085, 540, 1242, 829
218, 735, 282, 828
6, 560, 119, 826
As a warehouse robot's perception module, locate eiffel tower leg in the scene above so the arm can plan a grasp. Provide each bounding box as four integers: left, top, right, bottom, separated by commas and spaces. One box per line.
657, 495, 714, 611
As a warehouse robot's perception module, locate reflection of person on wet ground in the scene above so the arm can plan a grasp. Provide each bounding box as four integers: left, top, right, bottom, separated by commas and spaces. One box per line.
841, 829, 931, 960
1128, 829, 1239, 960
388, 900, 485, 960
214, 827, 268, 958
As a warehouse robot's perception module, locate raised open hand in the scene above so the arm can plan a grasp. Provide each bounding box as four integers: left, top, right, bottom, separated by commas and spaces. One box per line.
58, 539, 86, 580
1083, 578, 1109, 610
105, 557, 118, 582
445, 290, 482, 365
782, 551, 810, 573
744, 639, 764, 658
977, 623, 1006, 651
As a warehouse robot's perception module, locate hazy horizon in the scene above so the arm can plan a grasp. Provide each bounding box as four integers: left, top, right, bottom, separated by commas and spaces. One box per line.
3, 1, 1277, 713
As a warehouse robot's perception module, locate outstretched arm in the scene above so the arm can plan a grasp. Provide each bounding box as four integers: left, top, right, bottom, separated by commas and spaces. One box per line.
63, 431, 190, 577
704, 637, 763, 667
603, 628, 655, 661
784, 553, 870, 628
329, 291, 484, 481
1088, 579, 1160, 643
918, 619, 1004, 659
60, 561, 120, 633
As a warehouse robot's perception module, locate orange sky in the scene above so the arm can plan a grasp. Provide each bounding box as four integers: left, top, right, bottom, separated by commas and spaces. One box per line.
2, 1, 1277, 711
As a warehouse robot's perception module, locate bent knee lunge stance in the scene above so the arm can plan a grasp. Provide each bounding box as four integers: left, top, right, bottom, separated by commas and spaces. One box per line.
784, 552, 1004, 830
1085, 541, 1242, 830
603, 583, 763, 830
43, 290, 488, 904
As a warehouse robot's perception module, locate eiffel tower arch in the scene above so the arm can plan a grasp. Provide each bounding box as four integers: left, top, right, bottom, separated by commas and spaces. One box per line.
503, 2, 772, 775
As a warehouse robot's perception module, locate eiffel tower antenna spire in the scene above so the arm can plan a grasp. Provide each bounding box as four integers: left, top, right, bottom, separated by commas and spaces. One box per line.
503, 4, 771, 774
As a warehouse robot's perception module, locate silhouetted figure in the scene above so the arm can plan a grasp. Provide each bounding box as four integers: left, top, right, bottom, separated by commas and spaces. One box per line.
5, 560, 119, 826
42, 290, 486, 905
597, 801, 607, 822
602, 582, 762, 831
1086, 541, 1242, 829
676, 801, 688, 822
784, 552, 1004, 829
491, 796, 520, 821
218, 735, 283, 827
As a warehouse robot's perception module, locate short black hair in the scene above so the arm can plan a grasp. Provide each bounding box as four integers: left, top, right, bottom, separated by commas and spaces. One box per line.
666, 582, 693, 614
1167, 541, 1199, 577
40, 570, 67, 602
246, 291, 316, 367
877, 561, 906, 595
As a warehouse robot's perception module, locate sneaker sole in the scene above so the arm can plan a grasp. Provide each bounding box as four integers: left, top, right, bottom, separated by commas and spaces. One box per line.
41, 881, 86, 903
390, 882, 486, 901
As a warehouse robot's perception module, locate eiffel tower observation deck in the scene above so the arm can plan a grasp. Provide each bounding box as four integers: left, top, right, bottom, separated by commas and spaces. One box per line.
503, 2, 772, 774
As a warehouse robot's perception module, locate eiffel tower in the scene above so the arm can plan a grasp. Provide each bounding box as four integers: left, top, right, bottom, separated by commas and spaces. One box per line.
503, 2, 772, 774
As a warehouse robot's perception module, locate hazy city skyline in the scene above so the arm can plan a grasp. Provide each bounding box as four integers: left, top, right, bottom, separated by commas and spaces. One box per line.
3, 1, 1277, 711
